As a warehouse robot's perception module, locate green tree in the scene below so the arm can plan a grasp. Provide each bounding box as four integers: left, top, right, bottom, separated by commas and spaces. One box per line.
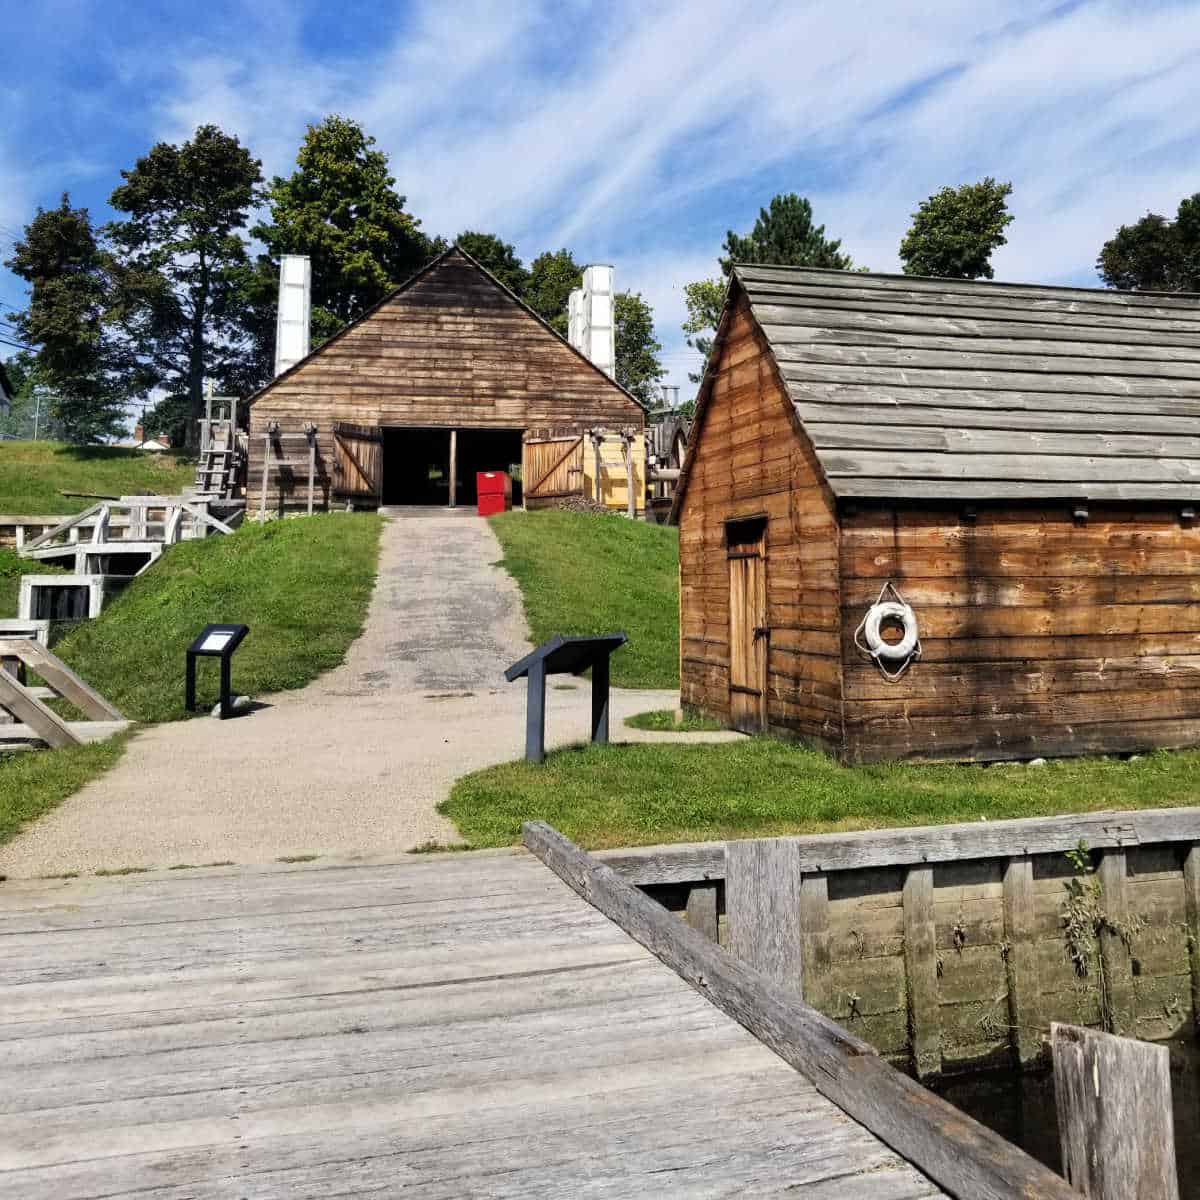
107, 125, 263, 445
614, 291, 664, 407
721, 193, 855, 273
254, 116, 433, 327
899, 177, 1014, 279
5, 196, 130, 442
456, 231, 529, 295
681, 277, 726, 383
0, 350, 53, 439
1097, 193, 1200, 292
525, 248, 582, 334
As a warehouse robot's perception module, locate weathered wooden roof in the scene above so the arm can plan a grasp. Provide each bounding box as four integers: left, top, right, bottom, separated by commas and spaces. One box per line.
736, 264, 1200, 502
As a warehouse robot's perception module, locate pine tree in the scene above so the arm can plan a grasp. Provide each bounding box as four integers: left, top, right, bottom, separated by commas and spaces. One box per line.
721, 194, 854, 273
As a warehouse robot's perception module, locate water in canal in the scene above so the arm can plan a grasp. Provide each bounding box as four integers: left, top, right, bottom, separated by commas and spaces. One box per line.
931, 1039, 1200, 1196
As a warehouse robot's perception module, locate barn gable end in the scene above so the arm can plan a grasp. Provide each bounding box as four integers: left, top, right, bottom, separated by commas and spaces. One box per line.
247, 247, 642, 509
677, 288, 843, 749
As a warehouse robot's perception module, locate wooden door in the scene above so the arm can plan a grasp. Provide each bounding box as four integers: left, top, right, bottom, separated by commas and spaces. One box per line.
728, 517, 768, 733
523, 434, 584, 507
332, 422, 383, 502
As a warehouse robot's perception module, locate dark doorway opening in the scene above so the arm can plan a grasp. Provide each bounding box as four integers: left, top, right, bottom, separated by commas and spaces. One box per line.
381, 426, 524, 507
457, 428, 523, 506
381, 427, 450, 505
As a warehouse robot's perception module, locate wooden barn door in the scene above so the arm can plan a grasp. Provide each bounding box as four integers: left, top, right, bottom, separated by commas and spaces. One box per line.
727, 517, 768, 733
332, 422, 383, 503
523, 434, 584, 507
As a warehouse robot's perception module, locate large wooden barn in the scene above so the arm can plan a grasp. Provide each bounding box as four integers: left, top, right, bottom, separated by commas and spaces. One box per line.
246, 246, 643, 510
672, 265, 1200, 763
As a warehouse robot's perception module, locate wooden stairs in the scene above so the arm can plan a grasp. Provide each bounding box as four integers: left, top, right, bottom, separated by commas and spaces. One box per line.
0, 638, 129, 751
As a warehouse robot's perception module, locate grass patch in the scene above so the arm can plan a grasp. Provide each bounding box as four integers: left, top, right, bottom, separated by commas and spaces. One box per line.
0, 440, 192, 514
52, 514, 382, 722
442, 738, 1200, 850
625, 708, 724, 732
488, 510, 678, 689
0, 547, 67, 618
0, 735, 129, 846
0, 514, 383, 849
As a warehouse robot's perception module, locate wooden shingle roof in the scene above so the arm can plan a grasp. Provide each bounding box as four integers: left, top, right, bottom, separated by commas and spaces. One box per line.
736, 264, 1200, 502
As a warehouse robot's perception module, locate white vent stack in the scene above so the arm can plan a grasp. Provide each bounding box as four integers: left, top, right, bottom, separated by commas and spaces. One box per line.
274, 255, 312, 377
568, 264, 615, 379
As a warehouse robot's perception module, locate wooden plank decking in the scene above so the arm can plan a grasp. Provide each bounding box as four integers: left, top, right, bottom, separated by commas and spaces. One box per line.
0, 850, 943, 1198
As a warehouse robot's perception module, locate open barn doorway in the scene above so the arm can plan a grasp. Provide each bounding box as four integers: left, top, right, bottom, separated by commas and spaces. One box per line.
381, 426, 524, 507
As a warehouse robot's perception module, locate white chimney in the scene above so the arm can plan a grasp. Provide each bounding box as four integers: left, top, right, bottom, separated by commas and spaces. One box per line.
567, 266, 616, 379
274, 255, 312, 376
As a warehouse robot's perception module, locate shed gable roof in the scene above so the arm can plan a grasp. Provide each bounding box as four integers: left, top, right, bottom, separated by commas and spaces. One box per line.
729, 265, 1200, 503
246, 245, 644, 412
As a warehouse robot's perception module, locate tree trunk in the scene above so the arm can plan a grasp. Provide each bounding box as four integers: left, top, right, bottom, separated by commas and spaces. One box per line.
184, 265, 209, 452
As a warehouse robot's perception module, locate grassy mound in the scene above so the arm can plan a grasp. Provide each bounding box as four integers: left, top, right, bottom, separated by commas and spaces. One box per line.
488, 511, 678, 688
442, 738, 1200, 850
0, 514, 383, 847
0, 440, 192, 514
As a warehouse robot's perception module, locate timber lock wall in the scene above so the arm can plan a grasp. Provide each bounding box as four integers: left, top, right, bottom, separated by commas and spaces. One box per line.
599, 808, 1200, 1081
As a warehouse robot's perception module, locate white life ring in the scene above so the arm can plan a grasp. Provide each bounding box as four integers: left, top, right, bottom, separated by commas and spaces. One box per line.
863, 601, 919, 662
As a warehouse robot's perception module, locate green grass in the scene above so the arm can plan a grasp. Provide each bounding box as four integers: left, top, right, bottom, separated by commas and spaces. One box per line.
0, 514, 383, 848
0, 440, 193, 514
488, 511, 678, 688
52, 514, 382, 721
625, 708, 724, 732
0, 547, 66, 618
441, 738, 1200, 851
0, 735, 130, 848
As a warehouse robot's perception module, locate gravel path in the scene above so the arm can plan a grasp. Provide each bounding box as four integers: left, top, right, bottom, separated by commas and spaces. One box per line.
0, 511, 739, 877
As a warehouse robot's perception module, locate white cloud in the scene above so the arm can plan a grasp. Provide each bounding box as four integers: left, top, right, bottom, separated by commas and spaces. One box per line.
14, 0, 1200, 387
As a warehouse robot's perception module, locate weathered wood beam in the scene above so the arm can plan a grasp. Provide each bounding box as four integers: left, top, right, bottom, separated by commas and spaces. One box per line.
1002, 854, 1043, 1067
1051, 1023, 1179, 1199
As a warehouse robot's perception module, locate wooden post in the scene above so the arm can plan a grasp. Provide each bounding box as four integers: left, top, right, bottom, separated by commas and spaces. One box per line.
798, 872, 831, 1011
725, 838, 803, 991
590, 651, 610, 744
306, 426, 316, 516
1183, 845, 1200, 1029
525, 659, 546, 764
686, 883, 719, 943
1051, 1023, 1179, 1199
903, 865, 941, 1079
1097, 850, 1134, 1035
592, 431, 603, 505
260, 434, 270, 519
1003, 854, 1043, 1066
449, 429, 457, 509
622, 432, 635, 518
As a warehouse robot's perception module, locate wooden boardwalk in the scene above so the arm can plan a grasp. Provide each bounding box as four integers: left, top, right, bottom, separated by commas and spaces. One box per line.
0, 849, 946, 1198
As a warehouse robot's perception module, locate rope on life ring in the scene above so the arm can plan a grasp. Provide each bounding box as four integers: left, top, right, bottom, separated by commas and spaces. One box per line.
854, 582, 921, 681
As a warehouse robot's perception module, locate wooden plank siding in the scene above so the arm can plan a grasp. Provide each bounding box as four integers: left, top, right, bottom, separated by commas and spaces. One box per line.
839, 502, 1200, 762
677, 293, 843, 749
247, 249, 642, 509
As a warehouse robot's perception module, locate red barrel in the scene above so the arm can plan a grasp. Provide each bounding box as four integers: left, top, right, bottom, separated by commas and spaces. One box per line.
476, 471, 512, 516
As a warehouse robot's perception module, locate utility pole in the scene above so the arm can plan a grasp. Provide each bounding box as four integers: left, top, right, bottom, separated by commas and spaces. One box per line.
32, 386, 42, 441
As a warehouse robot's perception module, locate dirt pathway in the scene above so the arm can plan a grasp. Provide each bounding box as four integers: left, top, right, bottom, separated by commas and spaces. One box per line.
0, 512, 737, 877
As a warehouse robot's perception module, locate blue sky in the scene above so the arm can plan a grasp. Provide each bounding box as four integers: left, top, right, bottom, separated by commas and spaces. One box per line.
2, 0, 1199, 393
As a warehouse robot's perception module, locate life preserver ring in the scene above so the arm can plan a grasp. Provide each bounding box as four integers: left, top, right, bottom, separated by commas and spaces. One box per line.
863, 601, 919, 662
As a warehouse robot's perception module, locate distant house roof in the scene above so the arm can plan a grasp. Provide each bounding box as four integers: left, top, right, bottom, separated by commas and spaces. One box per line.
687, 265, 1200, 505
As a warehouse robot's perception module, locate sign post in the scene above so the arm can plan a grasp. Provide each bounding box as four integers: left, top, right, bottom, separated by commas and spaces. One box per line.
185, 623, 250, 719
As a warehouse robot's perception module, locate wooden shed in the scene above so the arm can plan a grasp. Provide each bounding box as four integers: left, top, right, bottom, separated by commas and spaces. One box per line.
246, 246, 644, 511
672, 265, 1200, 763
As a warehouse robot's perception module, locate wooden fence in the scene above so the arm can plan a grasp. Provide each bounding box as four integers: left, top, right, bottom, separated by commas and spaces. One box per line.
595, 808, 1200, 1078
